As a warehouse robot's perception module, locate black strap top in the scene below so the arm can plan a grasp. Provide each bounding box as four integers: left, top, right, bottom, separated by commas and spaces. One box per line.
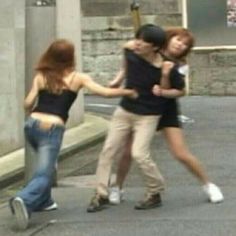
33, 89, 77, 122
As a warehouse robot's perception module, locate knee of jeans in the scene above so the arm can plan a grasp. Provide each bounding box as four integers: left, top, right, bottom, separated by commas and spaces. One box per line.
29, 173, 51, 188
35, 164, 56, 179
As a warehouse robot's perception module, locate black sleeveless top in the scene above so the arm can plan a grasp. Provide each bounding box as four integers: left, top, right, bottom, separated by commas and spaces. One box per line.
33, 89, 77, 122
120, 49, 166, 115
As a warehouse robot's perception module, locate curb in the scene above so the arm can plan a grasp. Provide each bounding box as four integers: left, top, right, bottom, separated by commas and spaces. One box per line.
0, 114, 109, 189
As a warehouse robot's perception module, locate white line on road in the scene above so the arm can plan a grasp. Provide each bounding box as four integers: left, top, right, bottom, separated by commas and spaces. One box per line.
85, 103, 116, 108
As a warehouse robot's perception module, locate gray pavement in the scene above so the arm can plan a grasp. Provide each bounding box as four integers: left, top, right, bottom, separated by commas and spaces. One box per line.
0, 96, 236, 235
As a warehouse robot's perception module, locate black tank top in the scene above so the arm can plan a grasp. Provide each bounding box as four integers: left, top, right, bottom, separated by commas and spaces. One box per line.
33, 89, 77, 122
120, 49, 166, 115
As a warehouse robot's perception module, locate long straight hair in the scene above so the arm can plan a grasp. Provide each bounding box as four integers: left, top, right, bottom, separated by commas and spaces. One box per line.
36, 39, 75, 93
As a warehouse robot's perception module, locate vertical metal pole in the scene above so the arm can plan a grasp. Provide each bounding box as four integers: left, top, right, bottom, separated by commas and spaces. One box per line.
130, 0, 141, 33
182, 0, 190, 95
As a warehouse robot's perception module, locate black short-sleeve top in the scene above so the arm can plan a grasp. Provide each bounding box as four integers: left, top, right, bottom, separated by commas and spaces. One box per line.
120, 49, 185, 115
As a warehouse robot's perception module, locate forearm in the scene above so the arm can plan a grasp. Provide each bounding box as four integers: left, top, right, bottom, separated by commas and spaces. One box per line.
160, 88, 185, 98
104, 88, 134, 98
160, 75, 170, 89
109, 69, 125, 88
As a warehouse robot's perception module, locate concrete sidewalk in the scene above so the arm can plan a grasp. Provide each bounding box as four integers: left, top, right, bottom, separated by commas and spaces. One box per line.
0, 113, 109, 189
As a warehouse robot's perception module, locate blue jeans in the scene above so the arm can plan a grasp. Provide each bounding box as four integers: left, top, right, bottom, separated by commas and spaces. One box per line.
16, 117, 65, 214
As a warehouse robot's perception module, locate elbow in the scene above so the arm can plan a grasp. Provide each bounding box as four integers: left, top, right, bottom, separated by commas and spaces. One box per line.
24, 100, 32, 111
24, 101, 29, 110
177, 89, 186, 97
181, 89, 186, 97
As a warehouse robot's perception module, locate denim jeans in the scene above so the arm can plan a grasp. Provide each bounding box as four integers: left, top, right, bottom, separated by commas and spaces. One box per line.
16, 117, 65, 214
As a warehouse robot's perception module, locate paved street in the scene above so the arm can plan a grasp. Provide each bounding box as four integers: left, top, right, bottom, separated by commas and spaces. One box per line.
0, 96, 236, 235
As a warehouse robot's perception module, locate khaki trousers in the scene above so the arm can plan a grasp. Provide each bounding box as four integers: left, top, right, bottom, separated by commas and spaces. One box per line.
96, 107, 165, 197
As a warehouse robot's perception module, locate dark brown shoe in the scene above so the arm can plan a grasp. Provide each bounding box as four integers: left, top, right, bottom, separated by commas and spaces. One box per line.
135, 193, 162, 210
87, 194, 109, 213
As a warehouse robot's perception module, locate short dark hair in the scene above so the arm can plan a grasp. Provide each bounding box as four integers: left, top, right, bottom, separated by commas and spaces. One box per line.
135, 24, 166, 49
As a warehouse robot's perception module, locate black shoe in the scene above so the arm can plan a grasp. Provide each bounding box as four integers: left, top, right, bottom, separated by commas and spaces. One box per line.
87, 194, 109, 213
135, 193, 162, 210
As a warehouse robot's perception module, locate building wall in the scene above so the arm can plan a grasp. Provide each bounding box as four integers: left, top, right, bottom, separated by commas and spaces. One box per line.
0, 0, 84, 158
189, 49, 236, 95
80, 0, 236, 96
0, 0, 235, 157
80, 0, 182, 89
0, 0, 25, 156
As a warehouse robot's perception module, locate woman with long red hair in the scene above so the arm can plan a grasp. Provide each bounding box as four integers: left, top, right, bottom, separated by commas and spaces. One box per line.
9, 39, 137, 229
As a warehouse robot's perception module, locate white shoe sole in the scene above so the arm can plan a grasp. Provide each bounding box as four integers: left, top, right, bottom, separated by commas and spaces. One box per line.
43, 202, 58, 211
209, 197, 224, 204
12, 197, 29, 230
109, 199, 121, 205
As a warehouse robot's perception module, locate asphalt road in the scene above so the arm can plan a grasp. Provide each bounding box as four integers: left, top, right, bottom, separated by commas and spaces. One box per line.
0, 95, 236, 235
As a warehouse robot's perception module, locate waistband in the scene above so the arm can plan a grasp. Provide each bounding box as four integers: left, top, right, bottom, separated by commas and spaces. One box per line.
26, 116, 65, 132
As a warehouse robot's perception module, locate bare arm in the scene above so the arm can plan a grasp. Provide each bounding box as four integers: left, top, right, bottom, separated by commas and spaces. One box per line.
160, 61, 174, 89
155, 61, 186, 98
109, 46, 129, 88
123, 40, 136, 50
108, 69, 125, 88
24, 74, 41, 112
80, 73, 137, 98
152, 85, 185, 98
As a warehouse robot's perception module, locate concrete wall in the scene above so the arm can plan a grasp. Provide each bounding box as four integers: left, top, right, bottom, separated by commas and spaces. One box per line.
81, 0, 182, 31
80, 0, 182, 89
0, 0, 235, 158
0, 0, 25, 156
189, 49, 236, 95
0, 0, 84, 158
80, 0, 236, 96
56, 0, 84, 128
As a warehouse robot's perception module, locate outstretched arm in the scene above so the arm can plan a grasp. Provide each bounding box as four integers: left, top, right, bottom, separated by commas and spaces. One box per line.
109, 48, 128, 88
80, 73, 137, 98
108, 69, 125, 88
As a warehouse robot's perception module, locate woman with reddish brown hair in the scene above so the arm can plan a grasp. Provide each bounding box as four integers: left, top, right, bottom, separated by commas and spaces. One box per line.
108, 27, 224, 207
9, 39, 137, 230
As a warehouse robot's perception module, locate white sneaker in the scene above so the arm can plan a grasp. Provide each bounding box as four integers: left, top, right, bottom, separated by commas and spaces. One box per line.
203, 183, 224, 203
109, 187, 124, 205
42, 202, 58, 211
11, 197, 29, 230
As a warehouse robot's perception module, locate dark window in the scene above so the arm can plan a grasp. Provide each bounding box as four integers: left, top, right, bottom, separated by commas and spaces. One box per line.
186, 0, 236, 46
